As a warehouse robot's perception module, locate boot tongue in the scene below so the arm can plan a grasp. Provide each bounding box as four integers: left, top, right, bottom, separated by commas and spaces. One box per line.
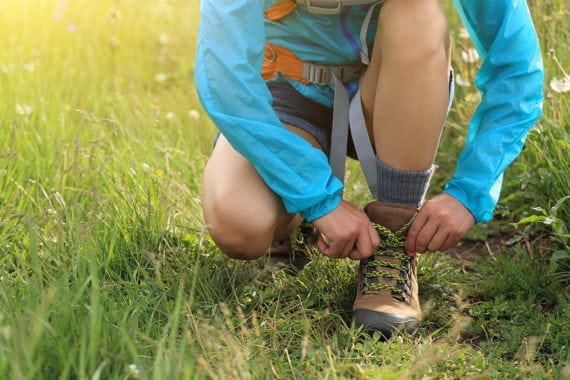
366, 202, 418, 233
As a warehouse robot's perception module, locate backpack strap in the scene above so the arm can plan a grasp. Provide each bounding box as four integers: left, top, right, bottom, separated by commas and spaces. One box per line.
265, 0, 298, 21
263, 1, 385, 187
263, 42, 365, 86
266, 0, 382, 17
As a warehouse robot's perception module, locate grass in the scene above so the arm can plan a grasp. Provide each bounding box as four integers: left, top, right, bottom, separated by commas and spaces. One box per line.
0, 0, 568, 378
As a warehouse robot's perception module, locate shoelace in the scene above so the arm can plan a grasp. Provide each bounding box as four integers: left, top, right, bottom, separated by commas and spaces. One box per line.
361, 221, 413, 302
290, 222, 319, 253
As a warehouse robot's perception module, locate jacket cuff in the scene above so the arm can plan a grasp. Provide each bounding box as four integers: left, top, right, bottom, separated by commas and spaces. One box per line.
299, 195, 342, 222
443, 185, 495, 224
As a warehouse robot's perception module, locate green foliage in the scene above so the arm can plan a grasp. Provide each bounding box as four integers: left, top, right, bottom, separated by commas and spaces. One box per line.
462, 252, 570, 373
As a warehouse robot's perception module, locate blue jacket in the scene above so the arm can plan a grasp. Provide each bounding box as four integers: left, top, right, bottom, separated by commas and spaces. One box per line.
195, 0, 544, 223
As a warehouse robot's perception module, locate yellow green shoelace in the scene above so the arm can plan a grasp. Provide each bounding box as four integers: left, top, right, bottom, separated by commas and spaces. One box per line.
362, 221, 412, 301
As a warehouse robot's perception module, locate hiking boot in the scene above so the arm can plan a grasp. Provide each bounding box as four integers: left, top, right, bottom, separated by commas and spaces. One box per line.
266, 222, 317, 272
353, 201, 420, 339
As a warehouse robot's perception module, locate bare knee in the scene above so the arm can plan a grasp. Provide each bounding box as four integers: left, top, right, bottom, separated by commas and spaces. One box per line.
201, 137, 283, 259
379, 0, 450, 62
204, 207, 275, 260
202, 184, 278, 260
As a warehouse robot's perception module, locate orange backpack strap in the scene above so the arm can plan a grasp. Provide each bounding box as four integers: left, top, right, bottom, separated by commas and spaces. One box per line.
262, 43, 365, 86
265, 0, 299, 21
262, 43, 309, 84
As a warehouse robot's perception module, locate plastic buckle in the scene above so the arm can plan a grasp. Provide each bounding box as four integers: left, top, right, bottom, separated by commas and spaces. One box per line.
306, 0, 342, 15
302, 64, 331, 85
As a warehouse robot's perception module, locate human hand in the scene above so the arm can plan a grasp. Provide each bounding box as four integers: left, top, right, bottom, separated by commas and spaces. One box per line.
405, 193, 475, 255
312, 200, 380, 260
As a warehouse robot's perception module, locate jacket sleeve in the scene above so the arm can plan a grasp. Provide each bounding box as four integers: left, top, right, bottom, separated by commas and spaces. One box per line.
446, 0, 544, 223
194, 0, 343, 222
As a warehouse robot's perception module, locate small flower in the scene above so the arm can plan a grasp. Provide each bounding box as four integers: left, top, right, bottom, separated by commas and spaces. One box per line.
54, 11, 63, 20
68, 24, 76, 33
461, 48, 479, 63
458, 27, 469, 39
165, 112, 175, 120
154, 73, 167, 83
550, 75, 570, 93
464, 92, 482, 103
23, 62, 35, 72
188, 110, 200, 120
156, 169, 164, 177
127, 363, 140, 378
455, 74, 471, 87
64, 104, 72, 112
158, 33, 169, 46
16, 104, 33, 116
1, 63, 15, 74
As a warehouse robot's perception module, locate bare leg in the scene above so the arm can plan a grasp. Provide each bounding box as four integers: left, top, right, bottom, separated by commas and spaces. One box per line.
353, 0, 453, 337
360, 0, 451, 171
202, 126, 320, 259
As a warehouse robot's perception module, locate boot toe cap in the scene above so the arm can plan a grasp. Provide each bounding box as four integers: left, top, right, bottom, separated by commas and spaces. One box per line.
353, 309, 419, 340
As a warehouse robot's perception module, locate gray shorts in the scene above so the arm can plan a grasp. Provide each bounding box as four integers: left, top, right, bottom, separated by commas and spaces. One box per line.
269, 71, 455, 159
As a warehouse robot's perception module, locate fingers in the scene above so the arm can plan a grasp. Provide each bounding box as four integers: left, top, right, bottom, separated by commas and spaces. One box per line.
315, 195, 474, 258
407, 209, 453, 254
349, 221, 380, 260
406, 211, 431, 254
319, 222, 378, 260
318, 236, 353, 259
406, 194, 475, 254
313, 201, 379, 260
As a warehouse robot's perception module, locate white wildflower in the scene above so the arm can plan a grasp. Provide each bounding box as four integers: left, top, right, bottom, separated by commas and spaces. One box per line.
127, 363, 140, 378
455, 74, 471, 87
188, 110, 200, 120
550, 75, 570, 93
2, 63, 16, 74
458, 27, 469, 40
464, 92, 481, 103
461, 48, 479, 63
23, 61, 35, 72
154, 73, 167, 83
16, 103, 33, 116
165, 112, 175, 120
158, 33, 169, 46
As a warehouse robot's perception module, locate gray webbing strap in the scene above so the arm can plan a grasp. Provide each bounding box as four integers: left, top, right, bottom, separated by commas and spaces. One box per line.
301, 61, 365, 86
329, 81, 378, 200
349, 89, 378, 198
359, 0, 384, 64
329, 75, 350, 188
327, 1, 384, 192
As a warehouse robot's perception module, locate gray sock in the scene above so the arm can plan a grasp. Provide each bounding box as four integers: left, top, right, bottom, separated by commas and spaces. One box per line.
376, 158, 434, 207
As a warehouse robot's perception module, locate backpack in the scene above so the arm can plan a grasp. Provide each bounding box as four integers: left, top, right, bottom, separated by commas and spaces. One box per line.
263, 0, 385, 192
262, 0, 384, 85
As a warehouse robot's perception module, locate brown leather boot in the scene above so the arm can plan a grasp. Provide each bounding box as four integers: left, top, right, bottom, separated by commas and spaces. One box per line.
353, 201, 420, 339
266, 223, 317, 272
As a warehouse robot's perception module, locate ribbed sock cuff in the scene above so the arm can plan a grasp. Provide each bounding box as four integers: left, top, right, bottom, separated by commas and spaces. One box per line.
376, 158, 434, 207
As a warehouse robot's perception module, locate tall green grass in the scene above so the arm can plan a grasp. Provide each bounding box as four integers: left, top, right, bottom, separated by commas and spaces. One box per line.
1, 0, 568, 378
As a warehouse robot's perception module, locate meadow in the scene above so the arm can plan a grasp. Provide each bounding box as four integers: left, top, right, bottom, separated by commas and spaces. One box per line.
0, 0, 568, 378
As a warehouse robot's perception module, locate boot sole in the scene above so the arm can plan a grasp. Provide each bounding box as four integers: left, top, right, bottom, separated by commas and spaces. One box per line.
353, 309, 419, 340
